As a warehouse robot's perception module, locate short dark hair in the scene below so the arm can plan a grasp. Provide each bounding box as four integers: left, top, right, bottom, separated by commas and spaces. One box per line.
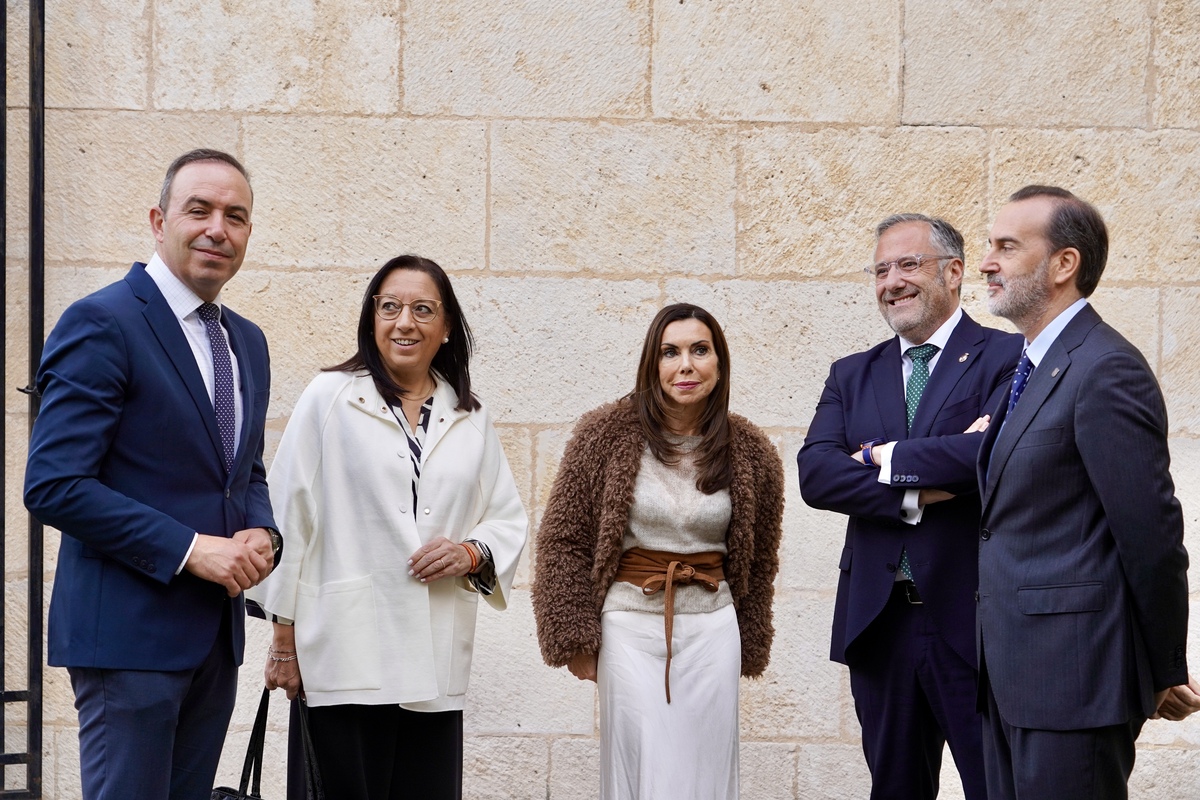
630, 303, 732, 494
159, 148, 252, 212
1008, 185, 1108, 297
326, 255, 480, 412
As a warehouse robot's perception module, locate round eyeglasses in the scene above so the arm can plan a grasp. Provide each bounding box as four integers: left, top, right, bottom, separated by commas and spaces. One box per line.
373, 295, 443, 323
865, 254, 957, 283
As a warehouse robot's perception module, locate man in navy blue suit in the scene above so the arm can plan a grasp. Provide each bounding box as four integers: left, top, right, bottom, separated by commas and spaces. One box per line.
798, 214, 1022, 800
976, 186, 1189, 799
25, 149, 280, 799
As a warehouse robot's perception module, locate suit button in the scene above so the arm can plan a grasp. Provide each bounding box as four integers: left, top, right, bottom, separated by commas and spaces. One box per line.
975, 591, 980, 602
980, 529, 991, 540
886, 563, 896, 573
225, 489, 231, 499
147, 563, 156, 573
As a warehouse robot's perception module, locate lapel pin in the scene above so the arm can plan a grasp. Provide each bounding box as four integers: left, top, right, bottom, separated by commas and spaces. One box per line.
1051, 367, 1060, 377
958, 352, 969, 362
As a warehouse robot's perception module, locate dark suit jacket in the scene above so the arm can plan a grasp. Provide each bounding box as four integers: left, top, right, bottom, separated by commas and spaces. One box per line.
798, 312, 1023, 668
25, 262, 275, 671
977, 303, 1189, 730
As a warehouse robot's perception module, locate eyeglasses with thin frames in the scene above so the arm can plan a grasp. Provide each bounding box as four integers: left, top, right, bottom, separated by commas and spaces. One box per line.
372, 295, 443, 323
865, 254, 957, 283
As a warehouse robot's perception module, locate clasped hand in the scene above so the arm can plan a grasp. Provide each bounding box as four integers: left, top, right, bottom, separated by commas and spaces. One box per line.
184, 527, 274, 597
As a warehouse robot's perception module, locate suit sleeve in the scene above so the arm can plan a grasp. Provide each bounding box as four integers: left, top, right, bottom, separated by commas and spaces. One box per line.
736, 428, 784, 678
242, 325, 276, 533
887, 353, 1017, 493
531, 413, 607, 668
796, 365, 910, 524
1076, 350, 1189, 691
24, 300, 195, 584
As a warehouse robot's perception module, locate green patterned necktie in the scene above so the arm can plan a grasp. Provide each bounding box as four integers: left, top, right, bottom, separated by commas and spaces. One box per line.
905, 343, 940, 431
899, 343, 938, 582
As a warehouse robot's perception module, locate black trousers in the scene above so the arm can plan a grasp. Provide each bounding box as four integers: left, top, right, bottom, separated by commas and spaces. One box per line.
287, 700, 463, 800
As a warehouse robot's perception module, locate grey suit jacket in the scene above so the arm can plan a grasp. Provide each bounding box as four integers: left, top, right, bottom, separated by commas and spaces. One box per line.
977, 303, 1189, 730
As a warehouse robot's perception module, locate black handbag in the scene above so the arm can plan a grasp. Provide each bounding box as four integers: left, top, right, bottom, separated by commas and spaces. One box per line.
212, 688, 325, 800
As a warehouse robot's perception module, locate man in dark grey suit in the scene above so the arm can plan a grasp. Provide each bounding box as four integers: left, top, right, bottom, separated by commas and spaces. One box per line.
976, 185, 1190, 799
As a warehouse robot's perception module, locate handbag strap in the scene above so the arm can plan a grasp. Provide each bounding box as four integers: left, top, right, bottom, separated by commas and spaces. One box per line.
297, 699, 326, 800
239, 687, 271, 796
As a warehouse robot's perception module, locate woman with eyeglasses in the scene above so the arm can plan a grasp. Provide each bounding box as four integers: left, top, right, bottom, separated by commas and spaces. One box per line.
247, 254, 528, 800
531, 303, 784, 799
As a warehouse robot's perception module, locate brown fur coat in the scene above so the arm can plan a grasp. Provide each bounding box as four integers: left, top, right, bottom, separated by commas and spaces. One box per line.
532, 400, 784, 678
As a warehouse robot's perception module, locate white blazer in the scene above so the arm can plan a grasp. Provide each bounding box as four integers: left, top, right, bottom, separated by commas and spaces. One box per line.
248, 371, 528, 709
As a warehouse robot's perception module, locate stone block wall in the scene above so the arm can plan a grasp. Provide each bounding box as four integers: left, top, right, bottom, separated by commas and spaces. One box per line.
5, 1, 1200, 797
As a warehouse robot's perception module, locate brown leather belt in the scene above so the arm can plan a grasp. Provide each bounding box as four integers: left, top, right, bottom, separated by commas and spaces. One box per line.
614, 547, 725, 703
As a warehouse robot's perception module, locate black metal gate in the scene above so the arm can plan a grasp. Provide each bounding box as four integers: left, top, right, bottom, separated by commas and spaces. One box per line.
2, 1, 46, 796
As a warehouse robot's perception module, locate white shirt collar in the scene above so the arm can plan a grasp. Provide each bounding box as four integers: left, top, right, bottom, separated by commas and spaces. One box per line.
898, 306, 963, 355
145, 252, 223, 322
1024, 298, 1088, 367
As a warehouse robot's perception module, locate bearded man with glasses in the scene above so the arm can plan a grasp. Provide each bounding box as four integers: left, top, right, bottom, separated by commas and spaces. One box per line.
797, 213, 1022, 800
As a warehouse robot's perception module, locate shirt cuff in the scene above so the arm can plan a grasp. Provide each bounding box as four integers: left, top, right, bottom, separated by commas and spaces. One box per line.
176, 532, 199, 575
873, 441, 898, 485
899, 489, 924, 525
464, 539, 497, 596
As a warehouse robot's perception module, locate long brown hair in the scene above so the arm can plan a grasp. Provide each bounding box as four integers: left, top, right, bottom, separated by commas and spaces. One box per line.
630, 303, 732, 494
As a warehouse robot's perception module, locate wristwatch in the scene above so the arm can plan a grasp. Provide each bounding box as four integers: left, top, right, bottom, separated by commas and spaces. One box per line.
266, 527, 283, 560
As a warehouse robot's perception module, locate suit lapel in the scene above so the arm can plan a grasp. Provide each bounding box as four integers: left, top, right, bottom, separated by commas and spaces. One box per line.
980, 305, 1102, 508
870, 338, 909, 442
908, 314, 985, 438
127, 265, 225, 465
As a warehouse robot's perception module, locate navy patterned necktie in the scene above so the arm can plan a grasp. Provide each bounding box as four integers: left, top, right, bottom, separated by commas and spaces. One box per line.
1007, 352, 1035, 416
198, 302, 236, 472
905, 343, 940, 431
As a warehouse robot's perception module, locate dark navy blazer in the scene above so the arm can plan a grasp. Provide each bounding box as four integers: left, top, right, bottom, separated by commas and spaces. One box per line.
798, 312, 1022, 669
25, 262, 276, 671
977, 304, 1189, 729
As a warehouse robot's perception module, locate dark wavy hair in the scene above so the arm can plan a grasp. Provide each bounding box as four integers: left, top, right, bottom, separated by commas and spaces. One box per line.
326, 255, 480, 411
629, 303, 732, 494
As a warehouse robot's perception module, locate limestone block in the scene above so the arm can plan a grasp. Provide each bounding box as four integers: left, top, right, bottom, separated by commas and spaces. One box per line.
6, 3, 29, 104
243, 116, 486, 271
4, 415, 28, 545
219, 266, 364, 417
6, 110, 29, 265
154, 0, 398, 113
740, 741, 798, 799
1153, 0, 1200, 129
740, 591, 843, 739
526, 427, 574, 585
1161, 289, 1200, 434
904, 0, 1150, 127
45, 266, 136, 329
1128, 747, 1200, 799
404, 0, 646, 119
548, 737, 600, 800
938, 746, 968, 800
494, 426, 536, 589
653, 0, 898, 123
455, 276, 660, 424
795, 742, 872, 799
44, 111, 240, 265
664, 280, 891, 428
50, 726, 82, 800
779, 431, 847, 595
5, 266, 30, 416
991, 129, 1200, 283
47, 1, 148, 110
1088, 287, 1160, 374
463, 736, 549, 799
1166, 439, 1200, 565
490, 121, 736, 274
739, 127, 988, 277
467, 591, 595, 735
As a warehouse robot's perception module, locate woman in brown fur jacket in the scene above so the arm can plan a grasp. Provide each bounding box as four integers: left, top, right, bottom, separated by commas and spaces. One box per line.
532, 303, 784, 800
